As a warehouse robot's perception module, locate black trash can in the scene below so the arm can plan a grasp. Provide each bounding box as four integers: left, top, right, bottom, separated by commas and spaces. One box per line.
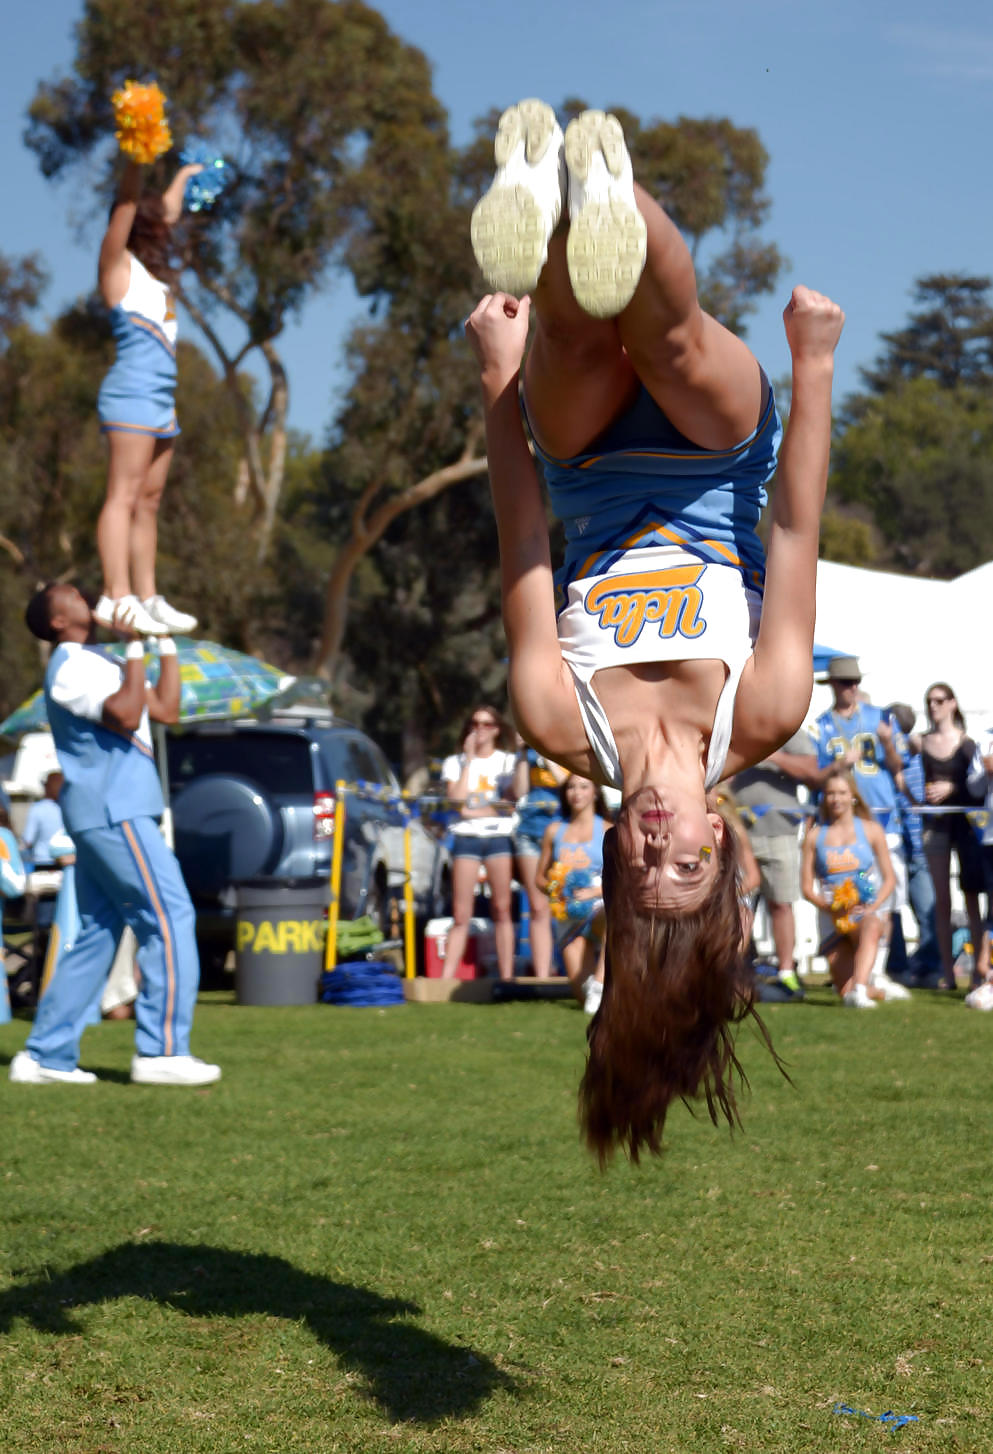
234, 877, 328, 1005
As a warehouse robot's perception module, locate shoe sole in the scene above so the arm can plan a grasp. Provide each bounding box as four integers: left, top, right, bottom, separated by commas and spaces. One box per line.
565, 110, 647, 319
131, 1072, 221, 1086
470, 99, 561, 294
92, 604, 169, 637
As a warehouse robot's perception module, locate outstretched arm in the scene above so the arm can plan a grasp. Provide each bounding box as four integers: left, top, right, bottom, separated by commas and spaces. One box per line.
734, 287, 845, 760
161, 162, 204, 225
98, 161, 143, 306
465, 294, 591, 769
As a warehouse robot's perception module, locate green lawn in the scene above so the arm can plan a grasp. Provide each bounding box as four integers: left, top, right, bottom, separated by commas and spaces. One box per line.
1, 987, 991, 1453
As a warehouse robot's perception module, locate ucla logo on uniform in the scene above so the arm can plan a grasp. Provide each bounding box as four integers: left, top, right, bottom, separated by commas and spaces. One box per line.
584, 563, 707, 648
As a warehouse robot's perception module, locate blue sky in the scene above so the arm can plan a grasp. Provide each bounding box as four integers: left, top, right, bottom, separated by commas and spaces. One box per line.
4, 0, 992, 442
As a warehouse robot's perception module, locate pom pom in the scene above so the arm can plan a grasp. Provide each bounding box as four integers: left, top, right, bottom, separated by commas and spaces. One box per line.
111, 80, 172, 165
180, 140, 230, 212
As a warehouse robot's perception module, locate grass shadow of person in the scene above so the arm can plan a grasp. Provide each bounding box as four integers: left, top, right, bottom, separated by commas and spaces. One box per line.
0, 1240, 516, 1423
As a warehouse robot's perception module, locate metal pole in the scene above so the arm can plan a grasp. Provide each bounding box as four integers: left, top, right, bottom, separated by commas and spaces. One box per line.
325, 782, 347, 972
402, 814, 415, 978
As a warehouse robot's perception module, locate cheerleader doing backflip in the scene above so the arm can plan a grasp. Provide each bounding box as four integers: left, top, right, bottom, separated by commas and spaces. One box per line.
467, 100, 844, 1161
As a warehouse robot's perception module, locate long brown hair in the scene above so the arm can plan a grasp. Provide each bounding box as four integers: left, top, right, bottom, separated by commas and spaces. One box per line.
579, 813, 780, 1165
457, 703, 514, 754
924, 681, 966, 731
125, 195, 176, 285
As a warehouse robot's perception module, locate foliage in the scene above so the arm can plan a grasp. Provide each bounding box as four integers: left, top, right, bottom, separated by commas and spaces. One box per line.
830, 275, 993, 577
2, 991, 993, 1452
24, 0, 449, 556
857, 273, 993, 396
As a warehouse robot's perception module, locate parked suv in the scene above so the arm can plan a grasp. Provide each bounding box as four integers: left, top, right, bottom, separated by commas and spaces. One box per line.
166, 712, 450, 974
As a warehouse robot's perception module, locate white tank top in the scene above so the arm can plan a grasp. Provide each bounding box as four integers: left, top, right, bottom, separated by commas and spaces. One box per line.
556, 545, 762, 791
120, 254, 178, 346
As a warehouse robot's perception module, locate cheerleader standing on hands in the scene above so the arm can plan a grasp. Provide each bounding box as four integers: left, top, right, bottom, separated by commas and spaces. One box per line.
93, 83, 203, 637
467, 100, 844, 1160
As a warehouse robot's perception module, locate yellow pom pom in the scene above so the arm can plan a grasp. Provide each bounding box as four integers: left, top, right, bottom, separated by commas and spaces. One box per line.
111, 79, 172, 165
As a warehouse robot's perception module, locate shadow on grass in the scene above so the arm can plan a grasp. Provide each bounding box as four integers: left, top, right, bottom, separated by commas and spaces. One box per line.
0, 1241, 515, 1423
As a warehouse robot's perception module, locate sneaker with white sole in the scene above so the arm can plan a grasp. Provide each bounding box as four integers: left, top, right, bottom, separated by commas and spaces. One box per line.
142, 595, 198, 634
564, 109, 647, 319
583, 977, 604, 1015
872, 971, 912, 1002
130, 1053, 221, 1086
842, 984, 877, 1010
470, 98, 566, 295
92, 593, 166, 636
9, 1049, 97, 1084
964, 981, 993, 1011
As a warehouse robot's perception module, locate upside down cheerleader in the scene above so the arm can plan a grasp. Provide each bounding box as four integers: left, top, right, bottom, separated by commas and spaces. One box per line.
467, 98, 844, 1160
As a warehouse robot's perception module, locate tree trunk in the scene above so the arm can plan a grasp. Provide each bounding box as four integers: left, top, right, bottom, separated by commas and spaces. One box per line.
315, 452, 489, 683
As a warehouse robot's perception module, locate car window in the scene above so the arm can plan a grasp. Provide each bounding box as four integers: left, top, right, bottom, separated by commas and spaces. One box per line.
320, 733, 396, 789
167, 732, 314, 795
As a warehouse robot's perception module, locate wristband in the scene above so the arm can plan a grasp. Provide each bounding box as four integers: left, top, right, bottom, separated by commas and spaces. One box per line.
125, 640, 145, 661
157, 637, 177, 656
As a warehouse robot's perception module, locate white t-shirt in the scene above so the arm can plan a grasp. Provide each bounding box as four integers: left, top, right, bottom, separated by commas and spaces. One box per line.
49, 644, 153, 751
442, 750, 518, 837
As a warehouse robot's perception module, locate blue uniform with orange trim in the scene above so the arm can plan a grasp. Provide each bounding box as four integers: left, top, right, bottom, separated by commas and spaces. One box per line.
525, 383, 782, 789
25, 643, 199, 1072
530, 382, 780, 605
97, 253, 180, 439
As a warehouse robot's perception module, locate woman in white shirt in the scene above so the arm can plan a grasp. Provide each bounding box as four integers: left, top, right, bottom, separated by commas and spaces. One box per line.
441, 705, 518, 980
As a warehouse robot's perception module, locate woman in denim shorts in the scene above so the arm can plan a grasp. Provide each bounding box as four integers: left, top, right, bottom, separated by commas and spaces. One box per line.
441, 706, 518, 980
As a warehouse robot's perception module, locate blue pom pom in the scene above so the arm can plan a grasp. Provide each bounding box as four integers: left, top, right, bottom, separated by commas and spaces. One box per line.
855, 869, 877, 904
180, 140, 229, 212
563, 868, 602, 920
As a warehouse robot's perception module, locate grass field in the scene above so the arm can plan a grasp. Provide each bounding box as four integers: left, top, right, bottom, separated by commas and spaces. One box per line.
2, 986, 992, 1453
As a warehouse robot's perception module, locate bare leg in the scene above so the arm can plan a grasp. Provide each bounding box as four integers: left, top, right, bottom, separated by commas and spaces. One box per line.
484, 855, 516, 981
524, 185, 764, 460
827, 941, 855, 997
616, 184, 764, 449
130, 439, 174, 601
560, 936, 588, 1001
852, 915, 883, 990
441, 857, 479, 979
524, 232, 637, 459
97, 432, 157, 599
767, 901, 796, 973
516, 855, 553, 977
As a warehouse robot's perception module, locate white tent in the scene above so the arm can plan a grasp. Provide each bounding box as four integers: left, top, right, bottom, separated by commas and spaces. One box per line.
807, 560, 993, 735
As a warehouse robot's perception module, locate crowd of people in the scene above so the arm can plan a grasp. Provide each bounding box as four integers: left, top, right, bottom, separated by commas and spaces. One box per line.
728, 655, 993, 1010
433, 652, 993, 1020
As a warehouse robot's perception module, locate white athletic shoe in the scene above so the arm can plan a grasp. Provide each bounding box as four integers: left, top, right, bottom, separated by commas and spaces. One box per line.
872, 971, 912, 1002
130, 1053, 221, 1086
9, 1050, 97, 1084
842, 984, 877, 1010
470, 98, 566, 295
583, 977, 604, 1015
142, 595, 198, 634
964, 981, 993, 1012
564, 109, 647, 319
93, 593, 165, 637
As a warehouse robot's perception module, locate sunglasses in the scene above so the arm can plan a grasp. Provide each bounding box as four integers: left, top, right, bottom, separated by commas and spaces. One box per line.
471, 717, 498, 728
927, 695, 950, 707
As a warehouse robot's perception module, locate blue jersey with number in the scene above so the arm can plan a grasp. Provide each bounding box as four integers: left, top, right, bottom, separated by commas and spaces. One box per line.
814, 704, 903, 834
